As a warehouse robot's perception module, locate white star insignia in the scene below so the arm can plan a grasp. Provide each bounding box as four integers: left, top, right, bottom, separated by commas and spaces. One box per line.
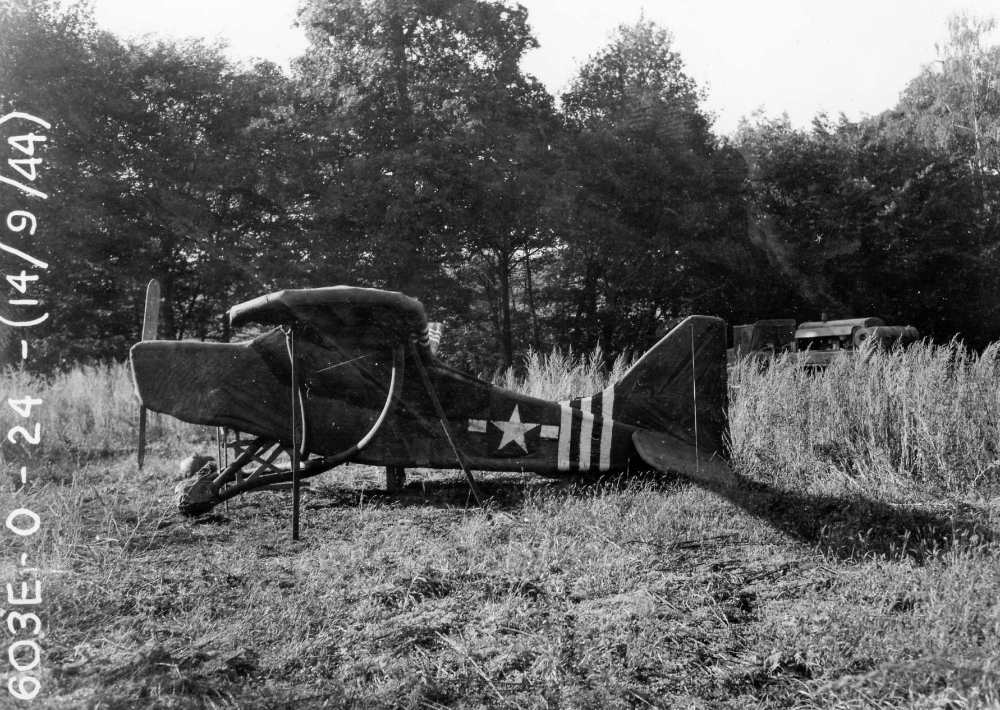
491, 405, 539, 453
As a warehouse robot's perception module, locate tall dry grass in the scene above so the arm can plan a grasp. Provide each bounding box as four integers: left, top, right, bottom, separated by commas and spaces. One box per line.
502, 341, 1000, 495
494, 346, 631, 400
730, 341, 1000, 494
3, 342, 999, 495
0, 362, 201, 461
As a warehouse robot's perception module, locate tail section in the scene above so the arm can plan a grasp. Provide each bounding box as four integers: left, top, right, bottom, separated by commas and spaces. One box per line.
547, 316, 727, 478
625, 316, 732, 483
559, 315, 729, 477
613, 315, 728, 457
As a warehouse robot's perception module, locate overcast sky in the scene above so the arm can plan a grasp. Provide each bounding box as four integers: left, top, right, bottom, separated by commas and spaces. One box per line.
91, 0, 999, 135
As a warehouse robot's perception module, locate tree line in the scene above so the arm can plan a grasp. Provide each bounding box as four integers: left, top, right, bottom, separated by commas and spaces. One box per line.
2, 1, 998, 372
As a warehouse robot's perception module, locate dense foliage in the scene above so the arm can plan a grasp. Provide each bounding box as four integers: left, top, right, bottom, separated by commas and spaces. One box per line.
1, 1, 998, 369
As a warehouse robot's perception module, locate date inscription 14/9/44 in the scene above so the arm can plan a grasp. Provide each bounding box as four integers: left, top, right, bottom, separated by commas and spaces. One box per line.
3, 109, 50, 702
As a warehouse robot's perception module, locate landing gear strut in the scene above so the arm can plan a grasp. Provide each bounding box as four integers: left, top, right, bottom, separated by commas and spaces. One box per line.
175, 435, 341, 516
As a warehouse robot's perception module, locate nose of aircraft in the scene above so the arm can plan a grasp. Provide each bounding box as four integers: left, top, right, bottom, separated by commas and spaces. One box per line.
129, 339, 292, 437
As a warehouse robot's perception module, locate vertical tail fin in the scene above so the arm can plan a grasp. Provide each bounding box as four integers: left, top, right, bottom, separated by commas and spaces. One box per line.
612, 316, 729, 462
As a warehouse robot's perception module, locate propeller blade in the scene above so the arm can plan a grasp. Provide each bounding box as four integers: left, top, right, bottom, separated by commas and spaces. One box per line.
141, 278, 161, 341
137, 279, 160, 469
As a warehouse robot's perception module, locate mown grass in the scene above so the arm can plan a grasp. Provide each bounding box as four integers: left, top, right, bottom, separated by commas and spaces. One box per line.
2, 342, 1000, 708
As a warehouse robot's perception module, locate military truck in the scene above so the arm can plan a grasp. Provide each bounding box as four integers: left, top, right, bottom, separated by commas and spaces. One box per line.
730, 316, 920, 367
794, 317, 920, 367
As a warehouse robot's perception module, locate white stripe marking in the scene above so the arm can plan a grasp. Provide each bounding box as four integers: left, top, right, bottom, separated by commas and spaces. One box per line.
558, 403, 572, 471
599, 386, 614, 471
578, 397, 593, 472
540, 424, 559, 439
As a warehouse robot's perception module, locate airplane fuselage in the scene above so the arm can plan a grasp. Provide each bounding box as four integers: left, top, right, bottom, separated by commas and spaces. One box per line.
131, 328, 642, 476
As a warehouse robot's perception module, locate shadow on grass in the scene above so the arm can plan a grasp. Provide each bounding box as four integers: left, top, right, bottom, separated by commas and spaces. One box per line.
305, 473, 553, 512
302, 468, 995, 564
687, 473, 995, 564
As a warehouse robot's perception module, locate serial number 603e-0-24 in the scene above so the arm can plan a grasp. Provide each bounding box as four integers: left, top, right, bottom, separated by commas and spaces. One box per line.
3, 109, 51, 703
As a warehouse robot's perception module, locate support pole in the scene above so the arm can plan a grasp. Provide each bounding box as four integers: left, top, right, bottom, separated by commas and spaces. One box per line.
285, 327, 301, 541
410, 342, 483, 505
137, 409, 147, 469
690, 323, 700, 476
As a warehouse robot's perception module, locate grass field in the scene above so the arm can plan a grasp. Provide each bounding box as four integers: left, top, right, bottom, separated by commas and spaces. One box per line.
3, 344, 1000, 708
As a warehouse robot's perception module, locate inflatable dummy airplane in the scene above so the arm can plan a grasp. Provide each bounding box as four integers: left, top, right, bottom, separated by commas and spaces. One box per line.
130, 286, 732, 534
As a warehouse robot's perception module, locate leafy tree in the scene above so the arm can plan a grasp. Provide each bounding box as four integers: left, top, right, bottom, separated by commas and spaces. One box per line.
294, 0, 558, 368
737, 14, 1000, 345
898, 14, 1000, 183
738, 112, 994, 344
0, 0, 127, 366
892, 13, 1000, 340
0, 1, 298, 365
736, 115, 864, 314
551, 20, 787, 353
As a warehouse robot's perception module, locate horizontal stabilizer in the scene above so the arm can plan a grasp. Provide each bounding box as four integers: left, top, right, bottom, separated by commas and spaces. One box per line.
632, 429, 737, 490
